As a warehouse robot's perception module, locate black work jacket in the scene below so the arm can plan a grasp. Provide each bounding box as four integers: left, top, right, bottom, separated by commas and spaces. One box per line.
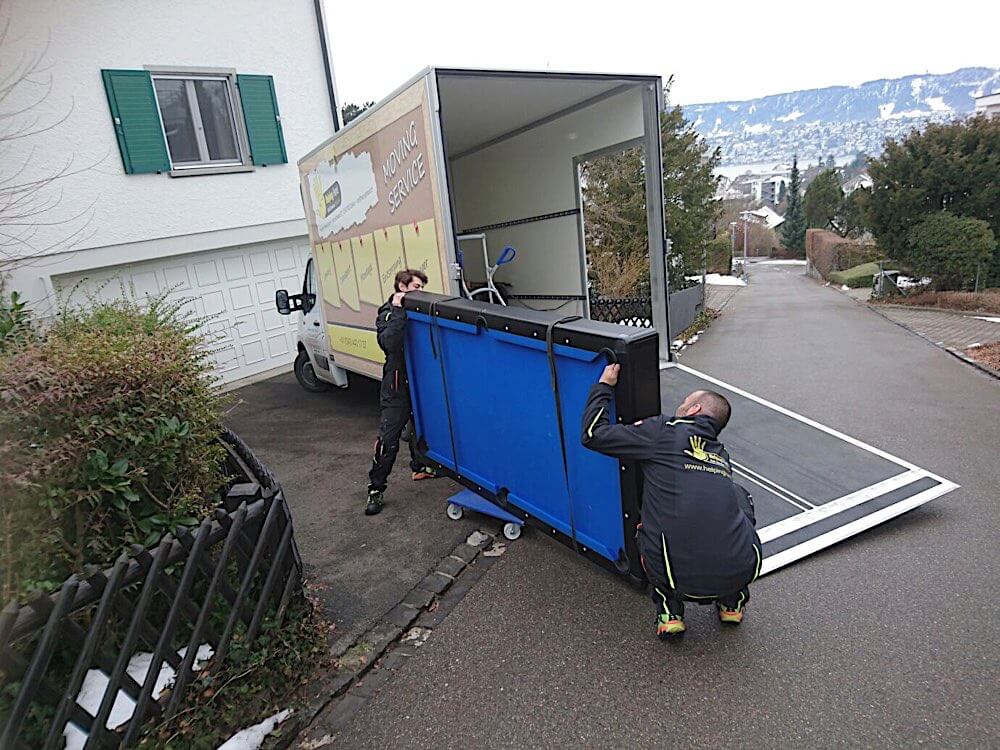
581, 383, 761, 595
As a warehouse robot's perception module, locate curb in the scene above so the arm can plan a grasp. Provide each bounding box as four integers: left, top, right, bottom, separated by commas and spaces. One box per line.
274, 525, 510, 749
874, 303, 999, 318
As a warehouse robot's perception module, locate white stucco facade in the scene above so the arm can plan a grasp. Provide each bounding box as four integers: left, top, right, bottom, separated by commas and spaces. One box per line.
3, 0, 337, 382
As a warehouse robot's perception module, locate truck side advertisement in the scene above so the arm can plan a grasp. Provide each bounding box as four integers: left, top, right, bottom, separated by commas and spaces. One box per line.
297, 80, 449, 380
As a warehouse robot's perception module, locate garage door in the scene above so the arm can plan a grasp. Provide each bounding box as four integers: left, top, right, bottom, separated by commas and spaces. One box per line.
53, 238, 310, 384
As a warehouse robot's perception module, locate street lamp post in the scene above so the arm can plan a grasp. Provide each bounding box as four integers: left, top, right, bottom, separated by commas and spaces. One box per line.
730, 221, 737, 274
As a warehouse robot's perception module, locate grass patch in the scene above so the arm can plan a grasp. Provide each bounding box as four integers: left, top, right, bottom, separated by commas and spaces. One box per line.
829, 261, 895, 288
679, 309, 719, 341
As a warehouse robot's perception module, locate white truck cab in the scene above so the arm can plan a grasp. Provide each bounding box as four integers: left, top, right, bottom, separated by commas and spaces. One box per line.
276, 259, 349, 390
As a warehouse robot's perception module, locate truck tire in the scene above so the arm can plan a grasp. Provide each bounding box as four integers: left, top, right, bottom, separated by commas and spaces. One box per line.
294, 350, 330, 392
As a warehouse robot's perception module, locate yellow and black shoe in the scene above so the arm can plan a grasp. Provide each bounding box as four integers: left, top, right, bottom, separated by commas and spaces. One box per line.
717, 603, 745, 625
656, 613, 686, 639
411, 466, 438, 481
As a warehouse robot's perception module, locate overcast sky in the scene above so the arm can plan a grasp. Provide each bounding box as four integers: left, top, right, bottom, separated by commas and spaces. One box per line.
326, 0, 998, 108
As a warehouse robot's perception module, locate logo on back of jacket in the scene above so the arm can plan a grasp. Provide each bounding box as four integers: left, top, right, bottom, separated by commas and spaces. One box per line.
683, 436, 731, 476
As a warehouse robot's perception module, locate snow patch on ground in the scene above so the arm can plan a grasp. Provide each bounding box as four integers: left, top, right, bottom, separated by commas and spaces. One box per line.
743, 123, 771, 135
879, 102, 896, 120
65, 644, 214, 749
758, 259, 807, 265
217, 709, 293, 750
686, 274, 746, 287
972, 316, 1000, 324
776, 110, 804, 122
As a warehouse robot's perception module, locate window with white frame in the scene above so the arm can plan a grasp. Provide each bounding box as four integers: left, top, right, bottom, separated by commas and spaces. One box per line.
102, 67, 286, 175
151, 74, 247, 169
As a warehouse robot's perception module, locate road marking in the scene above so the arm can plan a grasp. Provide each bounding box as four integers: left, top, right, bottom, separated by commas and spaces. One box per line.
732, 460, 816, 509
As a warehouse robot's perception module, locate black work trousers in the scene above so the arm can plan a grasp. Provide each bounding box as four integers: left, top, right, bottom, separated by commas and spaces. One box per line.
368, 386, 422, 493
645, 486, 757, 618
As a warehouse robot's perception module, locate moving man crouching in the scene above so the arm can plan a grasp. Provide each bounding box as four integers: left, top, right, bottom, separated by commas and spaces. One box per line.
581, 364, 762, 638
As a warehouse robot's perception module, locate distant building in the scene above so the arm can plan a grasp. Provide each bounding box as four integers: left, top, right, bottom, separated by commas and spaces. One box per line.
842, 173, 873, 194
751, 173, 790, 205
740, 206, 785, 230
974, 92, 1000, 118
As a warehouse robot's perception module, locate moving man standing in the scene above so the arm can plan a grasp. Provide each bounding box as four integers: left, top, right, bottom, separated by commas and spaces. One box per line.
366, 269, 438, 515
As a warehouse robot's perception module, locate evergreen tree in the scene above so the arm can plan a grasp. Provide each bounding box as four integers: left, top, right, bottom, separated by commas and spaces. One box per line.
341, 101, 374, 125
780, 156, 807, 254
869, 115, 1000, 285
581, 78, 720, 295
803, 170, 844, 233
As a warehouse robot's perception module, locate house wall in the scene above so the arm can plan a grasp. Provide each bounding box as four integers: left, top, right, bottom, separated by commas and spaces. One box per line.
4, 0, 335, 307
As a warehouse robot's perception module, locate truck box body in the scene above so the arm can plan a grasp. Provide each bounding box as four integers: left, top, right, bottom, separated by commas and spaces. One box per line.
295, 68, 669, 382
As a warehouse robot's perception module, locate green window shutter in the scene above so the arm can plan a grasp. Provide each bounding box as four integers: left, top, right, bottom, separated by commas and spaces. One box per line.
101, 69, 170, 174
237, 74, 287, 166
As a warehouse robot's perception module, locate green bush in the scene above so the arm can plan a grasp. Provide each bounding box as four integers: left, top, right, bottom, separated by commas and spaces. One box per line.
0, 286, 34, 354
0, 294, 226, 600
906, 212, 995, 291
829, 261, 895, 288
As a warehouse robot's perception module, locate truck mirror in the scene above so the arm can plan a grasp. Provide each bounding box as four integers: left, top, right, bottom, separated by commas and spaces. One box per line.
275, 289, 292, 315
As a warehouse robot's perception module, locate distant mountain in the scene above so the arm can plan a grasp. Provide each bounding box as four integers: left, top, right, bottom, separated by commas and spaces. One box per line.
684, 67, 1000, 168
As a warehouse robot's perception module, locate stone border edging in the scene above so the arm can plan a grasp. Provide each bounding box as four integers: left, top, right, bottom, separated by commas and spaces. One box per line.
273, 523, 510, 749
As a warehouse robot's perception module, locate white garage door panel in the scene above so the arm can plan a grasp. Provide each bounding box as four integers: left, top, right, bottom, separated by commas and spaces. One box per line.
53, 238, 308, 384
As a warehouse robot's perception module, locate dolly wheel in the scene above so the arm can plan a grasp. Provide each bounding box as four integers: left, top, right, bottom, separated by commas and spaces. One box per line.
503, 523, 522, 541
446, 503, 464, 521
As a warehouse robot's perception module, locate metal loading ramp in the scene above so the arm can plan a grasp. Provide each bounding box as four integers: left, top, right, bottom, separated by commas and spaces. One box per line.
661, 364, 958, 574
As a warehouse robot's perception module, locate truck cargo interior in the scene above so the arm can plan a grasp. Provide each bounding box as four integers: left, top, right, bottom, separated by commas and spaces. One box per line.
435, 70, 664, 317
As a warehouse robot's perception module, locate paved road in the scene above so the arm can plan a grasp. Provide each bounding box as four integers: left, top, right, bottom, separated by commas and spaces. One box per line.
226, 372, 476, 649
330, 262, 999, 747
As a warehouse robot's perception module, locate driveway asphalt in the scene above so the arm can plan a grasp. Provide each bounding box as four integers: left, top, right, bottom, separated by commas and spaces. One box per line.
328, 260, 1000, 747
225, 371, 477, 648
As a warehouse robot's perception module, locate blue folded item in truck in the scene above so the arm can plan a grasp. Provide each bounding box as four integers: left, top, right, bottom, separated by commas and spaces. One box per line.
403, 291, 659, 583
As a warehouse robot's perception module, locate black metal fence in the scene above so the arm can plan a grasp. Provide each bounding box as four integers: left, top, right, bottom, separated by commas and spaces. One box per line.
588, 296, 653, 328
0, 429, 300, 748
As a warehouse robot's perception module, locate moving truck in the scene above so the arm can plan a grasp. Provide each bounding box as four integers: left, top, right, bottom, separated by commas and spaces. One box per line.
276, 67, 669, 390
273, 68, 959, 581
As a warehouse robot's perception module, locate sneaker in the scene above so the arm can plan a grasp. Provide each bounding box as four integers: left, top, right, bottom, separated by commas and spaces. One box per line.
656, 613, 686, 639
717, 603, 744, 625
364, 490, 384, 516
411, 467, 438, 481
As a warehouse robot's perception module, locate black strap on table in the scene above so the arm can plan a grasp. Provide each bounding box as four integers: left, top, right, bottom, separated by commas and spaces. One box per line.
545, 315, 583, 553
427, 297, 465, 474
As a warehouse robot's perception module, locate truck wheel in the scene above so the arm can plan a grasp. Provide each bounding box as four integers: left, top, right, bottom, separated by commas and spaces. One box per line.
294, 350, 330, 392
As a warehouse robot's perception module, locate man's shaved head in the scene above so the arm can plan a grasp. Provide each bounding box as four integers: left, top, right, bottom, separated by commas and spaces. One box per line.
675, 389, 732, 431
